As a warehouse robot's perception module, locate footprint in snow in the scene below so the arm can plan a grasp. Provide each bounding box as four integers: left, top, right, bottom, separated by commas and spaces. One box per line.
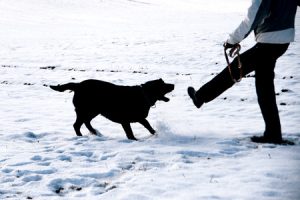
70, 151, 93, 158
57, 155, 72, 162
15, 169, 56, 178
22, 175, 43, 182
30, 155, 52, 166
31, 155, 43, 161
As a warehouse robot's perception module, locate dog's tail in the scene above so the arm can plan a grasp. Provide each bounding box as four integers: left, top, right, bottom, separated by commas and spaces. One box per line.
50, 83, 78, 92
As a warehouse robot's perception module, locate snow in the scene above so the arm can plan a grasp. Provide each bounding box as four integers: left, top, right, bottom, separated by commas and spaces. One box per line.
0, 0, 300, 199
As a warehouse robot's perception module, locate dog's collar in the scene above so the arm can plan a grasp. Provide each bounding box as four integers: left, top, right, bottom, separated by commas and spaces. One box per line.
140, 85, 155, 107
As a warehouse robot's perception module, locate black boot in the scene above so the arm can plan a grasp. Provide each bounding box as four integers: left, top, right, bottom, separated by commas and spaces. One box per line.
187, 87, 204, 108
251, 135, 294, 145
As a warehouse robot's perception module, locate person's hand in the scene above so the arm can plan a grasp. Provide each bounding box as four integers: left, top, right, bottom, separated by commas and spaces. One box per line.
223, 42, 241, 57
223, 42, 236, 50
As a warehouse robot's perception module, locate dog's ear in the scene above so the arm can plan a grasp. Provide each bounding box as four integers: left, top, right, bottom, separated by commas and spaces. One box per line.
158, 78, 166, 85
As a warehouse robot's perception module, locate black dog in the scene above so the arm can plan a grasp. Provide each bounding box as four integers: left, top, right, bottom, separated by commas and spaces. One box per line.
50, 79, 174, 140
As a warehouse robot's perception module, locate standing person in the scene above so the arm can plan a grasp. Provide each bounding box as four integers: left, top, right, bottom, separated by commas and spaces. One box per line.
188, 0, 299, 144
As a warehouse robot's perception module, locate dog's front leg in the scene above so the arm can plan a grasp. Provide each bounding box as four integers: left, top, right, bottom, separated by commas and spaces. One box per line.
139, 119, 156, 135
121, 123, 137, 140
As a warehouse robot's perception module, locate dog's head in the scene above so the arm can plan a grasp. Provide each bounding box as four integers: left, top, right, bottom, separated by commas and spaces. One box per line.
142, 79, 174, 104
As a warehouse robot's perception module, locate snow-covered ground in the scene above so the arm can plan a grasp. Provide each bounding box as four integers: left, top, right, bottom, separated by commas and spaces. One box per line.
0, 0, 299, 199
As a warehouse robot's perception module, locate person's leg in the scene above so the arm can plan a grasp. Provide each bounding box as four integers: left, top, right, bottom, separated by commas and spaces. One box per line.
188, 43, 260, 108
255, 59, 281, 141
251, 43, 289, 144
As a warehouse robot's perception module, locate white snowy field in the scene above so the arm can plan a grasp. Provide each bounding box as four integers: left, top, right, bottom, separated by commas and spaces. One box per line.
0, 0, 300, 199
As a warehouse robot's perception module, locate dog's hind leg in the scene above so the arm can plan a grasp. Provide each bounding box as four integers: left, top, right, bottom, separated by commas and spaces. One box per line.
83, 112, 99, 135
121, 123, 137, 140
139, 119, 156, 135
85, 120, 97, 135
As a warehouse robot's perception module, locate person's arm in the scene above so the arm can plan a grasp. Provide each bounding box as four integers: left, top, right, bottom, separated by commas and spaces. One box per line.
227, 0, 271, 44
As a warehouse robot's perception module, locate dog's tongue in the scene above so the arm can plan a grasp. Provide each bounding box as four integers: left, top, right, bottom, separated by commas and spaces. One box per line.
161, 96, 170, 102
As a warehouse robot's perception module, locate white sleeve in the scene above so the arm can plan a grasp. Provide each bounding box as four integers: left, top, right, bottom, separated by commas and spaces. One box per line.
227, 0, 263, 44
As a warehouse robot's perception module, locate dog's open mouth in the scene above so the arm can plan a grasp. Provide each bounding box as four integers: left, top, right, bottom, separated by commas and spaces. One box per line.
160, 84, 174, 102
161, 96, 170, 102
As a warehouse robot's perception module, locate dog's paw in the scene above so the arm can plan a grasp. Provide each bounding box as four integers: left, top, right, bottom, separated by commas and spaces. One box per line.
95, 130, 103, 137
